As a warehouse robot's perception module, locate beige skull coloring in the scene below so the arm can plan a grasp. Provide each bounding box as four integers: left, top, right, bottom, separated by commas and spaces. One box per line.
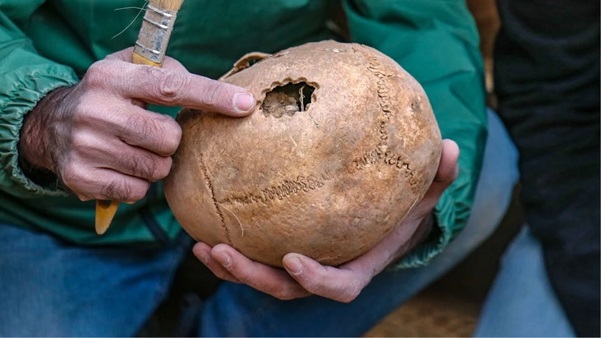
164, 40, 442, 268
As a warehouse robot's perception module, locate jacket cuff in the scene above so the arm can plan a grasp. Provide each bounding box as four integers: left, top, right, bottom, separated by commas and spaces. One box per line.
0, 64, 78, 198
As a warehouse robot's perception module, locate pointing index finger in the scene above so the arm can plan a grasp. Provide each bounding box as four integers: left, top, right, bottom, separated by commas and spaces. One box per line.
113, 63, 256, 116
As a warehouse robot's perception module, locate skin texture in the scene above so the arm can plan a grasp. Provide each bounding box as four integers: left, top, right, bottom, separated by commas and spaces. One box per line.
193, 139, 459, 302
18, 48, 255, 202
18, 45, 458, 303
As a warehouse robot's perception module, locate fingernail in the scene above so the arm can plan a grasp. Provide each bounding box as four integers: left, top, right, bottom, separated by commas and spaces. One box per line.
233, 92, 255, 112
284, 256, 303, 276
215, 251, 232, 268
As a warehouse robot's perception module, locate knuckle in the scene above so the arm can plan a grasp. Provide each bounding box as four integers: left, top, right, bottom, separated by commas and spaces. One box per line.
152, 157, 173, 181
126, 114, 161, 141
100, 180, 122, 200
164, 120, 182, 153
69, 103, 91, 125
199, 81, 229, 111
59, 162, 82, 189
121, 152, 164, 182
102, 179, 148, 203
83, 61, 112, 88
154, 117, 182, 155
125, 114, 181, 155
338, 289, 359, 303
135, 154, 170, 182
58, 163, 94, 201
70, 130, 92, 151
338, 281, 363, 303
135, 153, 159, 179
155, 70, 188, 104
129, 182, 150, 202
272, 286, 300, 301
75, 193, 93, 202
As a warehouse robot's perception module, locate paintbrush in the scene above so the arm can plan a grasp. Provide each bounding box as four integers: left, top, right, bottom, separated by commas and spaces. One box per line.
95, 0, 185, 235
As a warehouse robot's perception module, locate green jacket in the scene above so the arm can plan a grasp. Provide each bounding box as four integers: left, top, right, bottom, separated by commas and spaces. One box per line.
0, 0, 486, 268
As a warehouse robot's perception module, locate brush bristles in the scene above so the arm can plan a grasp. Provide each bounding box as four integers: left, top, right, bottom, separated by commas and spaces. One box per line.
150, 0, 184, 11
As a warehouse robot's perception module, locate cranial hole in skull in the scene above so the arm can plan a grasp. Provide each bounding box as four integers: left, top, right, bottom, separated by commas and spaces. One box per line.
261, 82, 315, 118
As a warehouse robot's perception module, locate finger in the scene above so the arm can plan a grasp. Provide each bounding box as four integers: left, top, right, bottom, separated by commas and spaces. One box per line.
426, 139, 460, 199
94, 170, 150, 202
282, 254, 368, 303
192, 242, 240, 284
436, 139, 460, 183
210, 244, 311, 300
401, 139, 459, 220
102, 145, 173, 182
338, 211, 427, 279
72, 130, 173, 182
75, 70, 182, 157
61, 166, 150, 203
107, 104, 182, 157
100, 60, 256, 116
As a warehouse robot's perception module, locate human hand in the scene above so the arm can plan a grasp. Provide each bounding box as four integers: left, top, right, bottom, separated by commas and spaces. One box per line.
193, 139, 460, 302
18, 47, 255, 202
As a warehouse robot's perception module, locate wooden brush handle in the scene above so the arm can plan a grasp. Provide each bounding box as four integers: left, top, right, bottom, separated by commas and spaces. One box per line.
95, 200, 119, 235
132, 52, 163, 67
94, 3, 181, 235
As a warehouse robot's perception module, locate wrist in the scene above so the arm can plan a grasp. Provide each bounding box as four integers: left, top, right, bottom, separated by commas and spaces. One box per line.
18, 86, 72, 181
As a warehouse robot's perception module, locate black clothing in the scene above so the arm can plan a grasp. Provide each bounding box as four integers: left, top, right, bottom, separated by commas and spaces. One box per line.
494, 1, 600, 336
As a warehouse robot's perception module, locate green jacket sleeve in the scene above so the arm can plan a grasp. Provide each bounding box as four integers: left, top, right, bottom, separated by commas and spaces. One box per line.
343, 0, 488, 268
0, 8, 79, 198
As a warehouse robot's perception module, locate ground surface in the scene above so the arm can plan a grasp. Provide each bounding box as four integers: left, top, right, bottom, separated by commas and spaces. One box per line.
365, 288, 480, 337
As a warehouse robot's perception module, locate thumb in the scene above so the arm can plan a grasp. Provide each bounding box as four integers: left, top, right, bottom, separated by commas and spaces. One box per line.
424, 139, 460, 203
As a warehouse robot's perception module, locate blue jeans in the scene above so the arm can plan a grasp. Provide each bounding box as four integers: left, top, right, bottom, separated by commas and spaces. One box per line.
474, 226, 576, 337
0, 111, 518, 336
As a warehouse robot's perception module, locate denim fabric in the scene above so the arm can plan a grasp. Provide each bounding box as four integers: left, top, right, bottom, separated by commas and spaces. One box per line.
475, 226, 576, 337
0, 110, 525, 336
0, 230, 192, 336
